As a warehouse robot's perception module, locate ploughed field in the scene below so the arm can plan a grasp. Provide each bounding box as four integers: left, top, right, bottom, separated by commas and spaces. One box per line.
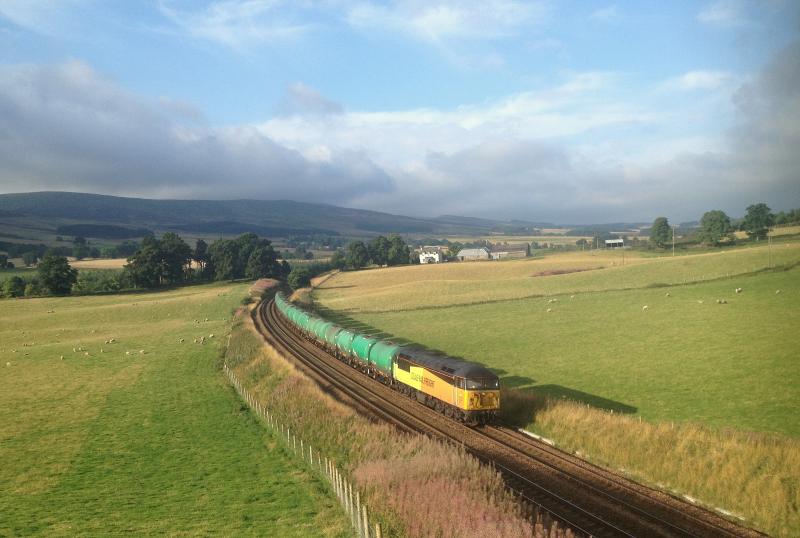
0, 283, 347, 536
313, 242, 800, 536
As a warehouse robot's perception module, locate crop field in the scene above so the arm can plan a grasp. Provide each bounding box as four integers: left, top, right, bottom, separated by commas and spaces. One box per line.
69, 258, 128, 269
0, 284, 347, 536
443, 233, 592, 245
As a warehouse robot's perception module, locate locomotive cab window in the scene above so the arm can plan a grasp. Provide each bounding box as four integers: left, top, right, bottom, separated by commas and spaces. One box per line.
455, 377, 465, 389
396, 358, 411, 372
466, 378, 500, 390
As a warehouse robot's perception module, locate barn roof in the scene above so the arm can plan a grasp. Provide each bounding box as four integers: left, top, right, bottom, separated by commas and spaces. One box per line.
456, 248, 489, 257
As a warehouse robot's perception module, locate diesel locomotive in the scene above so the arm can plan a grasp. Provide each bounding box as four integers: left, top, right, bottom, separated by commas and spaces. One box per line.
274, 292, 500, 424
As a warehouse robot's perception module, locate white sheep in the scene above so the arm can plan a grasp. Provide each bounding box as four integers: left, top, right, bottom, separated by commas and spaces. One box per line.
546, 308, 552, 313
208, 334, 214, 339
642, 305, 649, 311
139, 350, 145, 354
735, 287, 742, 294
6, 362, 10, 367
776, 290, 781, 294
179, 338, 185, 343
697, 300, 704, 304
665, 292, 671, 297
60, 356, 64, 360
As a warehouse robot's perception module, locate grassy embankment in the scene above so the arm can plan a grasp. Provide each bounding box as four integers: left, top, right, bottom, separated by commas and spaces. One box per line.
226, 303, 571, 538
312, 242, 800, 537
0, 283, 348, 537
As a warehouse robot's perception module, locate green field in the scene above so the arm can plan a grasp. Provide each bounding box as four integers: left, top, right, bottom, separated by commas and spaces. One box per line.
314, 243, 800, 436
0, 284, 347, 536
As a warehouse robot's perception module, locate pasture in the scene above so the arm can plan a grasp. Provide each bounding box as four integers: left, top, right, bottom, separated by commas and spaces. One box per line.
313, 242, 800, 535
0, 284, 347, 536
314, 242, 800, 435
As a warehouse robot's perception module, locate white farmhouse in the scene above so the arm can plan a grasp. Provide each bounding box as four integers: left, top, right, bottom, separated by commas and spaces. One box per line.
419, 246, 443, 264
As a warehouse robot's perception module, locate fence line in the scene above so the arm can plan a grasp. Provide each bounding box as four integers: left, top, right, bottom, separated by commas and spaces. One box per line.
223, 363, 382, 538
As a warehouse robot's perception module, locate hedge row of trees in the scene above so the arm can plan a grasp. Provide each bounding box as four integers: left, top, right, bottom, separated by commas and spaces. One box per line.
329, 235, 412, 270
125, 232, 290, 289
650, 203, 793, 248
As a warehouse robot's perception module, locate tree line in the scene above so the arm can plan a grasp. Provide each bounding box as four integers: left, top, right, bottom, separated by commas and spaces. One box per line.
649, 203, 792, 249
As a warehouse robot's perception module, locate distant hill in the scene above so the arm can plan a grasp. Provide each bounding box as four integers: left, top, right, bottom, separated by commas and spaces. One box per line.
0, 191, 505, 241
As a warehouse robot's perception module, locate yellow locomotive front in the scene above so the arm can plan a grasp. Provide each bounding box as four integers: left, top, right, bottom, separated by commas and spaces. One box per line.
393, 349, 500, 424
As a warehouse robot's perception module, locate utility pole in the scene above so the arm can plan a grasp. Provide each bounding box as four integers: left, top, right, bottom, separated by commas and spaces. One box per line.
672, 225, 676, 257
768, 229, 772, 268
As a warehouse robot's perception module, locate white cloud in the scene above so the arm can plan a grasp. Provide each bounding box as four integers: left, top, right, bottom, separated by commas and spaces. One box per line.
697, 0, 746, 26
0, 61, 393, 202
157, 0, 312, 50
590, 5, 619, 23
0, 0, 90, 34
660, 70, 734, 92
346, 0, 549, 42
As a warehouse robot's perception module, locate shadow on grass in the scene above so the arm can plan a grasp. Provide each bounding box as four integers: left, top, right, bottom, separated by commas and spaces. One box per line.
308, 302, 637, 428
498, 374, 637, 428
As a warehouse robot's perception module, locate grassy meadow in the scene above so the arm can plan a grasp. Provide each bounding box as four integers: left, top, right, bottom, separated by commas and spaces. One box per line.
0, 283, 348, 537
313, 242, 800, 536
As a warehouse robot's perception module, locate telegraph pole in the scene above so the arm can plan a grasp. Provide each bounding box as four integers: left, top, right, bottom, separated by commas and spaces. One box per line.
768, 229, 772, 268
672, 225, 676, 257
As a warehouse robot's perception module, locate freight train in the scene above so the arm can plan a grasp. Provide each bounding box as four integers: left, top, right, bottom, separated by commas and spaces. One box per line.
274, 292, 500, 424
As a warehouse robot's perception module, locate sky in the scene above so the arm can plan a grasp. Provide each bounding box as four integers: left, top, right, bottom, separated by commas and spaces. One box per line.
0, 1, 798, 224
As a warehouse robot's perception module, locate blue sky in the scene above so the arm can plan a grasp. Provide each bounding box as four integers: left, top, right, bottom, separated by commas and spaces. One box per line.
0, 1, 798, 223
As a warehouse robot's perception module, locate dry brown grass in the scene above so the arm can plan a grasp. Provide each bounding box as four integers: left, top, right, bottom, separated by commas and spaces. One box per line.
69, 258, 127, 269
228, 310, 574, 538
314, 244, 800, 313
507, 392, 800, 537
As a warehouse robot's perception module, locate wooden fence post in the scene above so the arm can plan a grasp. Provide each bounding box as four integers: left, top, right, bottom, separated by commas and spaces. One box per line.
361, 505, 369, 538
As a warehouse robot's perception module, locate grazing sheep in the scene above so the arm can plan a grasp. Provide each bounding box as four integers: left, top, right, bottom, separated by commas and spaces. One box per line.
665, 292, 671, 297
735, 287, 743, 294
84, 352, 89, 356
60, 356, 64, 360
179, 338, 185, 343
204, 318, 209, 322
716, 299, 728, 304
125, 351, 131, 356
546, 308, 552, 313
139, 350, 145, 354
697, 300, 704, 304
776, 290, 781, 294
6, 362, 10, 367
208, 334, 214, 339
570, 295, 575, 299
642, 305, 649, 311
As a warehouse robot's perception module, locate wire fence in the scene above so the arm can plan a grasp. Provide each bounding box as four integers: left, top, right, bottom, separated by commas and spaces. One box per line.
223, 363, 382, 538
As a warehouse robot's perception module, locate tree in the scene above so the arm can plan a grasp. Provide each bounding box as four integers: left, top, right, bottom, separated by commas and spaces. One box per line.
368, 235, 390, 266
330, 249, 346, 270
288, 266, 311, 289
245, 246, 282, 279
446, 241, 464, 260
698, 210, 733, 246
160, 233, 193, 284
0, 254, 7, 268
22, 251, 38, 267
72, 236, 86, 246
346, 241, 369, 269
575, 238, 589, 249
2, 276, 25, 298
125, 235, 163, 288
742, 203, 774, 239
72, 244, 90, 260
37, 254, 77, 295
386, 235, 410, 266
649, 217, 671, 248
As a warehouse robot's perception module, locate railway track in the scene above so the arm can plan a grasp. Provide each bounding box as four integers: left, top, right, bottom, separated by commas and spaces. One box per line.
255, 298, 763, 538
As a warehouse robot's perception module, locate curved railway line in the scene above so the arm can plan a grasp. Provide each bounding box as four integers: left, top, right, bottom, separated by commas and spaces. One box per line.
255, 298, 764, 538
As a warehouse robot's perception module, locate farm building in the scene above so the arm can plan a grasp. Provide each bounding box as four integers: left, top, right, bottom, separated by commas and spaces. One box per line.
605, 239, 624, 249
489, 243, 530, 260
456, 247, 490, 261
418, 246, 443, 264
